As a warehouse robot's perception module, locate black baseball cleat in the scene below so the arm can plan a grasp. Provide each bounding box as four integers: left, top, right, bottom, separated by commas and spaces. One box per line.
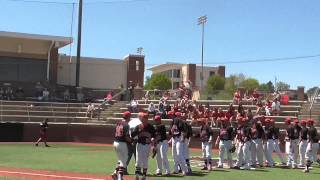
45, 145, 50, 147
35, 144, 38, 147
201, 166, 208, 170
155, 172, 162, 176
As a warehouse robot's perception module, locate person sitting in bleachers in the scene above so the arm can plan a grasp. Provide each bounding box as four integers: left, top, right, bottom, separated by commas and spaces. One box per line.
143, 90, 150, 104
271, 98, 281, 115
63, 89, 70, 101
147, 102, 157, 116
86, 102, 95, 119
42, 88, 50, 101
129, 99, 139, 113
233, 90, 241, 104
0, 88, 4, 100
103, 91, 113, 105
265, 100, 272, 116
251, 89, 260, 103
255, 99, 263, 115
5, 87, 14, 100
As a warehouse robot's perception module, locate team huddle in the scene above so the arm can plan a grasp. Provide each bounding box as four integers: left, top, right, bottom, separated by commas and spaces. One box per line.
111, 109, 319, 180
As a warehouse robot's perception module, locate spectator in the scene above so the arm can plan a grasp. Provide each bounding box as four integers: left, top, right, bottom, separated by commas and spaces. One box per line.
147, 102, 157, 116
143, 90, 150, 104
272, 98, 281, 115
15, 87, 24, 99
86, 103, 95, 119
256, 99, 264, 115
129, 99, 139, 113
0, 88, 4, 100
233, 90, 241, 104
128, 81, 134, 101
63, 89, 70, 101
265, 100, 272, 116
103, 91, 113, 105
252, 89, 260, 103
5, 87, 13, 100
42, 88, 50, 101
35, 82, 44, 98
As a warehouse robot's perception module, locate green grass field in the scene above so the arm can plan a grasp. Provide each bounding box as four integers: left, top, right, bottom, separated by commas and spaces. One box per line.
0, 143, 319, 180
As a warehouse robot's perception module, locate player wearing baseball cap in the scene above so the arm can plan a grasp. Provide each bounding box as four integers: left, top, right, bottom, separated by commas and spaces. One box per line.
215, 118, 234, 168
198, 119, 213, 171
264, 119, 275, 167
169, 111, 189, 175
273, 119, 286, 166
153, 115, 170, 176
131, 113, 155, 180
112, 111, 132, 180
298, 120, 308, 167
285, 117, 300, 168
304, 119, 319, 173
251, 118, 265, 167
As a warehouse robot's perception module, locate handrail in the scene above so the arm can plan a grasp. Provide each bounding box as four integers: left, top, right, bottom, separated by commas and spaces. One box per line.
111, 89, 126, 101
309, 86, 319, 119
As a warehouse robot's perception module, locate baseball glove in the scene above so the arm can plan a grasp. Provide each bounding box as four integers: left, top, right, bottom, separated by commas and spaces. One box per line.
151, 145, 157, 158
229, 143, 236, 153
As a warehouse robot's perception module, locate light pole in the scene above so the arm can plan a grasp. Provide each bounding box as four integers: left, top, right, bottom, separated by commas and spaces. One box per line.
198, 15, 207, 91
75, 0, 83, 88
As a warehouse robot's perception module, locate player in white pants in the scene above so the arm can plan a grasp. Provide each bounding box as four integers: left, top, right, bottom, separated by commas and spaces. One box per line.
153, 115, 170, 176
184, 119, 193, 173
198, 119, 213, 171
264, 119, 275, 167
304, 119, 319, 173
215, 118, 234, 168
251, 119, 265, 167
298, 120, 308, 167
131, 113, 155, 180
170, 112, 189, 175
273, 125, 286, 165
285, 118, 301, 168
235, 117, 251, 170
112, 111, 131, 180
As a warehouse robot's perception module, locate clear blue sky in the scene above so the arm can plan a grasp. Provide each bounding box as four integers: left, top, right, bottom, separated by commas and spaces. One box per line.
0, 0, 319, 90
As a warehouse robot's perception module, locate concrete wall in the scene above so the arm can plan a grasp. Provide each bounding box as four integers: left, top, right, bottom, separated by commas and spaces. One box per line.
58, 55, 127, 89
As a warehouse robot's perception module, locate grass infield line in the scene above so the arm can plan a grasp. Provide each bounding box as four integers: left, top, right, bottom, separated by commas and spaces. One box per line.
0, 170, 104, 180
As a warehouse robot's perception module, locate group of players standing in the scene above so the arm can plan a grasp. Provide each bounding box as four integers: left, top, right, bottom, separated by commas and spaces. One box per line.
112, 105, 319, 180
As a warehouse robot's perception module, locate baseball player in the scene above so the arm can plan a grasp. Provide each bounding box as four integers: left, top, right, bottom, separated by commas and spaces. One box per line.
35, 119, 50, 147
215, 118, 234, 168
251, 117, 265, 167
112, 111, 132, 180
304, 119, 319, 173
264, 119, 275, 167
131, 113, 155, 180
235, 117, 252, 170
183, 114, 193, 173
285, 117, 300, 168
298, 120, 308, 167
169, 112, 189, 175
273, 119, 286, 166
198, 118, 213, 171
153, 115, 170, 176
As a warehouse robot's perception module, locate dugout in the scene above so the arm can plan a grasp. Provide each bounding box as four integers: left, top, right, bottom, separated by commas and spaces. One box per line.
0, 31, 72, 85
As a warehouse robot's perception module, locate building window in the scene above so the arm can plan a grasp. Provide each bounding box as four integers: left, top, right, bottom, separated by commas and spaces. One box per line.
173, 69, 180, 78
136, 61, 139, 71
209, 71, 215, 76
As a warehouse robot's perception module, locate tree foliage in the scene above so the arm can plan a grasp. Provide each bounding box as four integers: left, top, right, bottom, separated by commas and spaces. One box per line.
276, 81, 290, 91
206, 75, 225, 94
239, 78, 259, 92
144, 74, 171, 90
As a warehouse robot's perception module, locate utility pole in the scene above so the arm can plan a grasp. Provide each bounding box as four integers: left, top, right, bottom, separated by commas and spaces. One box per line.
198, 15, 207, 91
75, 0, 83, 87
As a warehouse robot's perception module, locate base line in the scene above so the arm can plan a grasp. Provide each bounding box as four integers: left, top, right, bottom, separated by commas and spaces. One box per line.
0, 170, 105, 180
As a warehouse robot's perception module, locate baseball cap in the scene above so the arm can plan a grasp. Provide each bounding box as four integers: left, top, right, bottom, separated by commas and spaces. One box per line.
154, 115, 161, 122
123, 111, 131, 118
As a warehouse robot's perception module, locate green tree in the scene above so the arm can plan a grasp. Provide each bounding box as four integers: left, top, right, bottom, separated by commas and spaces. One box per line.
259, 83, 270, 92
240, 78, 259, 92
224, 75, 237, 94
276, 81, 290, 91
206, 75, 225, 94
144, 74, 171, 90
307, 86, 318, 97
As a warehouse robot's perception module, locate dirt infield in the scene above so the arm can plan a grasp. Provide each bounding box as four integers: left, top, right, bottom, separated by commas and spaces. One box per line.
0, 167, 138, 180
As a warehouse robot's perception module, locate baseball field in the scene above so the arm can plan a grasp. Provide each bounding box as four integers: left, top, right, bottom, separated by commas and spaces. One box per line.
0, 143, 319, 180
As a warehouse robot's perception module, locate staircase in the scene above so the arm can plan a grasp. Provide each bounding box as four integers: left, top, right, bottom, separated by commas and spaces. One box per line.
88, 101, 128, 124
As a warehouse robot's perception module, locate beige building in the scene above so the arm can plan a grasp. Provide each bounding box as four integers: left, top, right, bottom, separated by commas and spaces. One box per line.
148, 63, 225, 89
0, 31, 145, 91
